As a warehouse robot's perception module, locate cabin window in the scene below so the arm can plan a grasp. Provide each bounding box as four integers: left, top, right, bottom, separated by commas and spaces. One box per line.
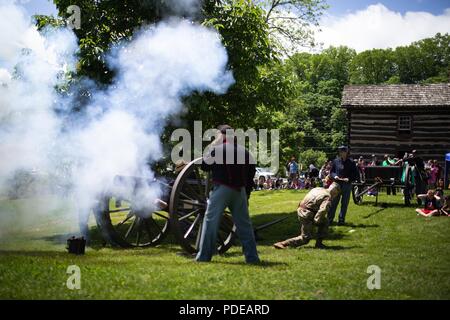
398, 115, 412, 134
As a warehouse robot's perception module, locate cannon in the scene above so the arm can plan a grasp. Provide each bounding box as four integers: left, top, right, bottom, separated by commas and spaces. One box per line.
351, 164, 414, 206
92, 158, 287, 254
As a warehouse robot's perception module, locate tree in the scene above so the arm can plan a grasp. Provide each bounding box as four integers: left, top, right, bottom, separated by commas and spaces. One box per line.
350, 48, 396, 84
395, 33, 450, 84
299, 149, 327, 168
258, 0, 328, 55
183, 0, 291, 131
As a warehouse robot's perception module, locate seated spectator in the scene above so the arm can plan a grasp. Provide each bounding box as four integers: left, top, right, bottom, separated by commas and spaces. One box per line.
436, 178, 445, 206
266, 176, 273, 190
258, 175, 266, 190
304, 178, 311, 189
275, 177, 282, 189
440, 196, 450, 216
416, 190, 441, 217
297, 177, 305, 189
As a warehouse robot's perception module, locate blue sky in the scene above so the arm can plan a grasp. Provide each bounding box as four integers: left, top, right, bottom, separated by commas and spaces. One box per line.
326, 0, 450, 16
21, 0, 57, 16
22, 0, 450, 16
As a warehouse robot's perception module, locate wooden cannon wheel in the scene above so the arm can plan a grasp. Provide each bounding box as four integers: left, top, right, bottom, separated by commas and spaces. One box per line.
94, 181, 171, 248
168, 158, 236, 254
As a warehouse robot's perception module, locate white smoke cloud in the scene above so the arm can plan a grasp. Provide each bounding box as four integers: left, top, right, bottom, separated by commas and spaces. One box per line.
0, 2, 78, 188
0, 1, 233, 237
316, 4, 450, 52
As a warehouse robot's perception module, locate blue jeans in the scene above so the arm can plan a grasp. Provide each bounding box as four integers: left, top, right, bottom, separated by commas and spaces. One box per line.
328, 182, 352, 224
196, 184, 260, 263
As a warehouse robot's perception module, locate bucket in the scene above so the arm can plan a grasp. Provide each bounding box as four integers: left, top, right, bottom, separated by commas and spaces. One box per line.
66, 236, 86, 255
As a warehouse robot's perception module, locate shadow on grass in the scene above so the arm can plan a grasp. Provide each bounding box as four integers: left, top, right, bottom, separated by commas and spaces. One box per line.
175, 253, 288, 267
334, 222, 379, 228
36, 226, 108, 250
356, 201, 416, 209
301, 245, 361, 251
252, 189, 302, 197
213, 260, 287, 267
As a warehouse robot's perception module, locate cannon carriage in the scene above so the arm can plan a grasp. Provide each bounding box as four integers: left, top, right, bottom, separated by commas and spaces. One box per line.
351, 164, 414, 206
92, 158, 286, 254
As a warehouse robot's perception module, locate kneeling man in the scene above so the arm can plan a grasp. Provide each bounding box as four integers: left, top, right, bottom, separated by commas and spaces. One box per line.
273, 182, 341, 249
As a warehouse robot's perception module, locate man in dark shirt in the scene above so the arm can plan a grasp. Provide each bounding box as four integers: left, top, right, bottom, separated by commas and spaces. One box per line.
327, 145, 359, 225
196, 125, 260, 264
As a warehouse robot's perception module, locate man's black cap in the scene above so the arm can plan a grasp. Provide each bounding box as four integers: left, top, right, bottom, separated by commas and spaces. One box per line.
338, 145, 348, 151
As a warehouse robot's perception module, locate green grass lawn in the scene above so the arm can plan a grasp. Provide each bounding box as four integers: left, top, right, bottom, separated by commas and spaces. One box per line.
0, 190, 449, 299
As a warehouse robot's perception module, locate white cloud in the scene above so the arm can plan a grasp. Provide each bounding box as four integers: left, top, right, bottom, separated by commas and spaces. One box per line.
315, 3, 450, 52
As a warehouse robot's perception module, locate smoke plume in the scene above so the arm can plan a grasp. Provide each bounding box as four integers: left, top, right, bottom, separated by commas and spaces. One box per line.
0, 1, 233, 238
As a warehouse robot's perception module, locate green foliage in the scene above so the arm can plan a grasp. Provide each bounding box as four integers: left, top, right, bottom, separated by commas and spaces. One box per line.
185, 0, 284, 130
298, 149, 327, 168
348, 33, 450, 85
350, 48, 396, 84
395, 33, 450, 84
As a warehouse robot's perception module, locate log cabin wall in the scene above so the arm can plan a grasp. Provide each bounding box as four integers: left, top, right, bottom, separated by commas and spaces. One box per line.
341, 84, 450, 162
347, 108, 450, 161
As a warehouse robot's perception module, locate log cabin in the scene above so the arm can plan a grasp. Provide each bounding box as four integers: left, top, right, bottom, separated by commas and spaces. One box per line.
341, 84, 450, 162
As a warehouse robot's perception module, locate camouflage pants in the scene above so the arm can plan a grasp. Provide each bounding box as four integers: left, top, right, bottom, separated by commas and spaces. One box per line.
282, 215, 328, 247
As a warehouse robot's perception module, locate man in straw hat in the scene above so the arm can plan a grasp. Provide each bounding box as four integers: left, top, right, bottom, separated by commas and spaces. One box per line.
273, 182, 341, 249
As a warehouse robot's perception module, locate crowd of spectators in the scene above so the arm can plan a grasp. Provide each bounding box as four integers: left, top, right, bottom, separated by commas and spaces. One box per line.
355, 151, 448, 217
254, 152, 448, 218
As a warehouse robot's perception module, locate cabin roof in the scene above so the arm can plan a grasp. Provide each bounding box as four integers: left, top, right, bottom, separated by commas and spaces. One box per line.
341, 84, 450, 108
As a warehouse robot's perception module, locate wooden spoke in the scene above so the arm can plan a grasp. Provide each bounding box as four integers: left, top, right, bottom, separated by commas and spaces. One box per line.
183, 213, 201, 239
135, 218, 141, 246
116, 212, 134, 227
182, 183, 202, 201
152, 211, 169, 220
179, 199, 206, 208
125, 217, 137, 239
179, 209, 201, 221
143, 219, 153, 240
148, 217, 163, 235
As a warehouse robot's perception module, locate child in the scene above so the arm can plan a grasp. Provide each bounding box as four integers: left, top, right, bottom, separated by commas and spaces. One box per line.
435, 178, 445, 206
440, 196, 450, 216
416, 190, 441, 217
